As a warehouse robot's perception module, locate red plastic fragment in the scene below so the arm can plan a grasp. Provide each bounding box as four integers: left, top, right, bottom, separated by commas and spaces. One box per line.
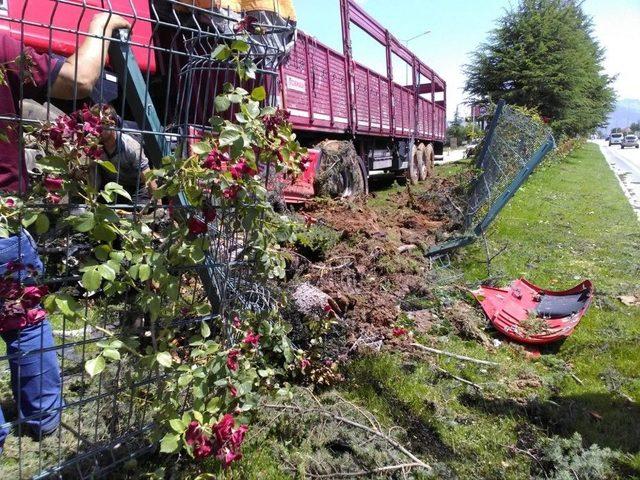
473, 278, 594, 345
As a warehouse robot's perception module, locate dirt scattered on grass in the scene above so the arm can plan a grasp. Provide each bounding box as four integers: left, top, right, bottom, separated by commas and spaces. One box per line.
444, 300, 492, 347
512, 371, 544, 391
288, 177, 470, 358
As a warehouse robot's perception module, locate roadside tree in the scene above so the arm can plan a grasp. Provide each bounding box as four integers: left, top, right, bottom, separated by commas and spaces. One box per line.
464, 0, 615, 137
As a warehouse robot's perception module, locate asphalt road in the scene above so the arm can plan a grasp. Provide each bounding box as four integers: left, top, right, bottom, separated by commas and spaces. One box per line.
596, 140, 640, 219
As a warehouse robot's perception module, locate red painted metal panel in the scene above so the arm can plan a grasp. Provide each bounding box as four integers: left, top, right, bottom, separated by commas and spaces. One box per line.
280, 0, 447, 143
280, 32, 349, 134
0, 0, 156, 73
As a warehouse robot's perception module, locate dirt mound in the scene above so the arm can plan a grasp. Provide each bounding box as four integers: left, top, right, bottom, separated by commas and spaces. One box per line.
304, 199, 383, 237
290, 179, 466, 358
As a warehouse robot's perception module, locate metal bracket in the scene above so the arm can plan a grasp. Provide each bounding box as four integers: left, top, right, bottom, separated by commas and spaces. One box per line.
108, 29, 168, 167
107, 29, 222, 311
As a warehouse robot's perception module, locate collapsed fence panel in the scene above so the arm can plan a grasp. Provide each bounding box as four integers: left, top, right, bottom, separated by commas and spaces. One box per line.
428, 100, 556, 256
0, 1, 295, 477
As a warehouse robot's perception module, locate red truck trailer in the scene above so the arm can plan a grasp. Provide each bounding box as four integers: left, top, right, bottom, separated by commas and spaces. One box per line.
281, 0, 446, 194
1, 0, 445, 198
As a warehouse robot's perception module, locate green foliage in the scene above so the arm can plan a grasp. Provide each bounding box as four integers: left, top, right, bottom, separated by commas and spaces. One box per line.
465, 0, 615, 137
533, 433, 618, 480
294, 224, 340, 261
0, 37, 314, 472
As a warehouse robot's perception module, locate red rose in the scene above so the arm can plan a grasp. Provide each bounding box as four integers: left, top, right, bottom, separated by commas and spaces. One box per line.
210, 415, 247, 468
228, 384, 238, 397
185, 421, 203, 446
230, 424, 248, 449
43, 176, 64, 192
185, 421, 214, 459
230, 160, 258, 180
0, 278, 21, 299
218, 449, 242, 468
242, 330, 260, 348
300, 358, 311, 372
392, 327, 408, 337
230, 161, 245, 180
203, 206, 217, 223
45, 193, 61, 204
226, 349, 240, 372
194, 438, 214, 459
188, 217, 208, 235
212, 413, 235, 446
26, 308, 47, 324
223, 185, 241, 200
203, 149, 226, 171
21, 285, 48, 308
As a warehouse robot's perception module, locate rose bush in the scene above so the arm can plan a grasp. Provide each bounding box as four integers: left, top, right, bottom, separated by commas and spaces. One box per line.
1, 39, 311, 470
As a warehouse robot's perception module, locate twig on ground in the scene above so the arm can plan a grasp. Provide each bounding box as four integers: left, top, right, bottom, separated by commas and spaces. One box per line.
411, 342, 500, 367
397, 244, 417, 254
506, 445, 548, 480
334, 392, 382, 432
311, 259, 354, 272
444, 194, 464, 216
286, 462, 425, 478
434, 365, 483, 390
619, 391, 636, 403
569, 372, 584, 385
264, 403, 431, 472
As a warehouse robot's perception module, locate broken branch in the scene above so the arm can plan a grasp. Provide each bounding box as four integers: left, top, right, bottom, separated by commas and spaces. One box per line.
411, 342, 500, 366
294, 462, 425, 478
434, 365, 483, 389
264, 403, 431, 472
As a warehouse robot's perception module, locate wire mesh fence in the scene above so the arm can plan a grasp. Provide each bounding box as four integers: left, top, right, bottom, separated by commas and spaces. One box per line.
428, 100, 555, 257
0, 1, 295, 477
466, 100, 555, 234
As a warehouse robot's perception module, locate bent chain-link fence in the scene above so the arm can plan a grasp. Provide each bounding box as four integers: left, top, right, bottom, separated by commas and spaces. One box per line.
427, 100, 555, 257
0, 1, 294, 478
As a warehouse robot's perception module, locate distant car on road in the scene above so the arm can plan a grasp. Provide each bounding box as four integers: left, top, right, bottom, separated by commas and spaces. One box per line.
609, 133, 624, 146
621, 134, 639, 149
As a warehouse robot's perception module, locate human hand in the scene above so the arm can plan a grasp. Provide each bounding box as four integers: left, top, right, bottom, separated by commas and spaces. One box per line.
89, 13, 131, 35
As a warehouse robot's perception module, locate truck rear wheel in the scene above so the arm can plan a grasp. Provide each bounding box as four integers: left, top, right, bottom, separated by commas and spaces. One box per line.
314, 140, 367, 198
407, 144, 420, 185
424, 143, 435, 178
418, 143, 436, 181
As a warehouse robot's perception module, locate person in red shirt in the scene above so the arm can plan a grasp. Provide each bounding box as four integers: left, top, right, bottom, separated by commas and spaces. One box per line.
0, 12, 130, 452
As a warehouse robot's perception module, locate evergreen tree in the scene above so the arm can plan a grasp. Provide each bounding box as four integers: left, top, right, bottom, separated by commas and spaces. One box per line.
447, 107, 467, 143
464, 0, 616, 137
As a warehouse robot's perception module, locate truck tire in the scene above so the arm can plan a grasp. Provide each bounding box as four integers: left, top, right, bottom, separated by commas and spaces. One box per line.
407, 144, 420, 185
424, 143, 435, 178
314, 140, 367, 198
417, 143, 428, 181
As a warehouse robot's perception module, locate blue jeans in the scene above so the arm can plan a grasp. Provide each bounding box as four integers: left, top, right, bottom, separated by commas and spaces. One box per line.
0, 231, 63, 451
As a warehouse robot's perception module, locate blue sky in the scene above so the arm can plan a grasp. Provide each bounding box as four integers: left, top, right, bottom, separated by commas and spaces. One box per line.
294, 0, 640, 120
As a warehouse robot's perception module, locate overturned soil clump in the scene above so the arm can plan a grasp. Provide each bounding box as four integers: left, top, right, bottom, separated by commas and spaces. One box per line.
288, 177, 468, 357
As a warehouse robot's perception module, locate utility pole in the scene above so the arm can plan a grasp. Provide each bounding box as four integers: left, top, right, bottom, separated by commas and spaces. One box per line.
401, 30, 431, 85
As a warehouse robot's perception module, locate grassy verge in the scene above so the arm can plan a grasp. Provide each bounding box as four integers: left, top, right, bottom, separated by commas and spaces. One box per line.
57, 143, 637, 479
341, 143, 640, 478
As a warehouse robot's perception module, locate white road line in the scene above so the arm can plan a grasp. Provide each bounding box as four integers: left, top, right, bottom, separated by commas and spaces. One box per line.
596, 140, 640, 220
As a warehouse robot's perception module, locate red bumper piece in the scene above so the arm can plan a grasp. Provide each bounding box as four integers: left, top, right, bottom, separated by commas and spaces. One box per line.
473, 278, 594, 345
